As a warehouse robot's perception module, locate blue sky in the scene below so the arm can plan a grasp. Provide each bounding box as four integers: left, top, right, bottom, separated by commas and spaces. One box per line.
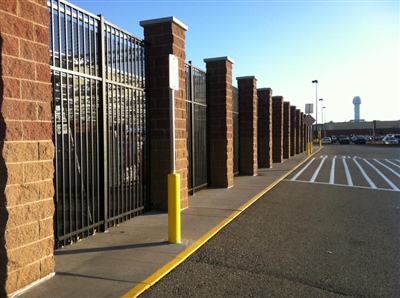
69, 0, 399, 123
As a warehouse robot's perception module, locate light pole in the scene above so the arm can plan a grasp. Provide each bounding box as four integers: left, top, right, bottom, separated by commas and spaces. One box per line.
312, 80, 318, 141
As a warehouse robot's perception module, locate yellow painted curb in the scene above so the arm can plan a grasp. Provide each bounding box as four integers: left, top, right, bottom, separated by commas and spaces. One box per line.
121, 149, 322, 298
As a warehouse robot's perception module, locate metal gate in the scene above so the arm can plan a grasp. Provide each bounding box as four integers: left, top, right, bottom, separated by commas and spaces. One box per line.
185, 62, 208, 195
49, 0, 148, 248
232, 86, 240, 175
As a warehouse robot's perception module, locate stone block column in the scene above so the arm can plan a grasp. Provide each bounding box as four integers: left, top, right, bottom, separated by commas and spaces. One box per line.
257, 88, 273, 168
283, 102, 291, 159
204, 57, 234, 188
290, 105, 296, 157
272, 96, 284, 163
302, 113, 307, 152
0, 0, 55, 295
237, 76, 258, 176
295, 109, 301, 154
140, 17, 189, 210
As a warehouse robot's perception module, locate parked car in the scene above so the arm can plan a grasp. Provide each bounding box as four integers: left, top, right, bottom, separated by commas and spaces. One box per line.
322, 137, 332, 144
385, 134, 400, 142
382, 136, 399, 144
353, 135, 366, 144
337, 135, 350, 144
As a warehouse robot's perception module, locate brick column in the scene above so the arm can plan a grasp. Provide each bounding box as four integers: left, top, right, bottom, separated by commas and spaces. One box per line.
302, 113, 307, 152
272, 96, 283, 163
290, 105, 296, 157
0, 1, 55, 295
237, 76, 258, 176
204, 57, 234, 188
140, 17, 189, 210
283, 102, 290, 159
295, 109, 301, 154
257, 88, 273, 168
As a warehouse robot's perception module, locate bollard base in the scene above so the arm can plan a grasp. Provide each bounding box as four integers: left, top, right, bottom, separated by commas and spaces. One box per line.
168, 173, 181, 243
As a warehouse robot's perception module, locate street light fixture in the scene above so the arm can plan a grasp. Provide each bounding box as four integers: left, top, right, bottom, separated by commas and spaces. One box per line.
311, 80, 318, 141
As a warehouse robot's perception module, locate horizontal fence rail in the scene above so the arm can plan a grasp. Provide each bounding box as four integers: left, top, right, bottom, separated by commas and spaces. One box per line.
49, 0, 148, 248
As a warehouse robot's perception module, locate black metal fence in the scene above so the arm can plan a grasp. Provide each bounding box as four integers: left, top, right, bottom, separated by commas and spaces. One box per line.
232, 86, 240, 175
49, 0, 148, 248
185, 62, 208, 195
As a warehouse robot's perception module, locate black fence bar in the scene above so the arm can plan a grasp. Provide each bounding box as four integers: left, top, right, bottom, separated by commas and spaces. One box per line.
185, 62, 208, 195
49, 0, 148, 248
232, 86, 240, 176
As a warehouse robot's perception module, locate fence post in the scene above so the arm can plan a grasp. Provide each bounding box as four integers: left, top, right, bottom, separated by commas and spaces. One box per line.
237, 76, 258, 176
140, 17, 189, 210
272, 96, 284, 163
0, 0, 55, 295
257, 88, 273, 168
204, 57, 234, 188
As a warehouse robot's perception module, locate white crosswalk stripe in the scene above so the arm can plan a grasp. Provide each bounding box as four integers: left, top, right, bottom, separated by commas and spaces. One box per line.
353, 157, 376, 189
287, 155, 400, 192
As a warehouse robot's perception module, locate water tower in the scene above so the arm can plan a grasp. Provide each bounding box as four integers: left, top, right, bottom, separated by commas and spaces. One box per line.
352, 96, 361, 122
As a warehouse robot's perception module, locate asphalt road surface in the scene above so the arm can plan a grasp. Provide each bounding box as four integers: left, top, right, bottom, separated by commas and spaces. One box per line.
140, 145, 400, 297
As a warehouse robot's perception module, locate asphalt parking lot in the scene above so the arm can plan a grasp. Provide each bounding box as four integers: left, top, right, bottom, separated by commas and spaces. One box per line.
139, 145, 400, 297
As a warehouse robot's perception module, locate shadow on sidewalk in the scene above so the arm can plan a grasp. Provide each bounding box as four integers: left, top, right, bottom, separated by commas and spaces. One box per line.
55, 241, 170, 255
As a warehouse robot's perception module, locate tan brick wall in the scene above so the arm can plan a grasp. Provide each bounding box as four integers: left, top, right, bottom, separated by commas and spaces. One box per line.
301, 112, 307, 151
272, 96, 284, 163
140, 17, 189, 210
237, 76, 258, 176
295, 109, 302, 154
290, 106, 296, 157
205, 57, 234, 188
283, 102, 291, 159
0, 0, 55, 295
257, 88, 273, 168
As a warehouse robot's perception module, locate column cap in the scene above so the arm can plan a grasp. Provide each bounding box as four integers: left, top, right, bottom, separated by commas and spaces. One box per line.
236, 76, 257, 81
140, 16, 188, 31
204, 56, 234, 64
257, 87, 272, 91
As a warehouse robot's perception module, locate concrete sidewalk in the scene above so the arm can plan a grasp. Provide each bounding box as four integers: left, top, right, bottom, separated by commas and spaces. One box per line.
16, 149, 317, 298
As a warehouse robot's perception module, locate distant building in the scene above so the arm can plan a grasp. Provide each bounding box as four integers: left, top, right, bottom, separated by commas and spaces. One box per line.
316, 120, 400, 136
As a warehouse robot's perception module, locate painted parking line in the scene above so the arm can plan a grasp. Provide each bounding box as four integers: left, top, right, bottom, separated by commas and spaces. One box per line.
342, 157, 353, 186
329, 156, 336, 184
363, 159, 399, 191
353, 158, 376, 189
374, 159, 400, 178
288, 155, 400, 192
386, 159, 400, 169
310, 157, 326, 182
291, 158, 315, 181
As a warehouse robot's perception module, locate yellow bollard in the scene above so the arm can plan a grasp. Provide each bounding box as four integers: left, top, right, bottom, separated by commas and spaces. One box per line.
168, 173, 181, 243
